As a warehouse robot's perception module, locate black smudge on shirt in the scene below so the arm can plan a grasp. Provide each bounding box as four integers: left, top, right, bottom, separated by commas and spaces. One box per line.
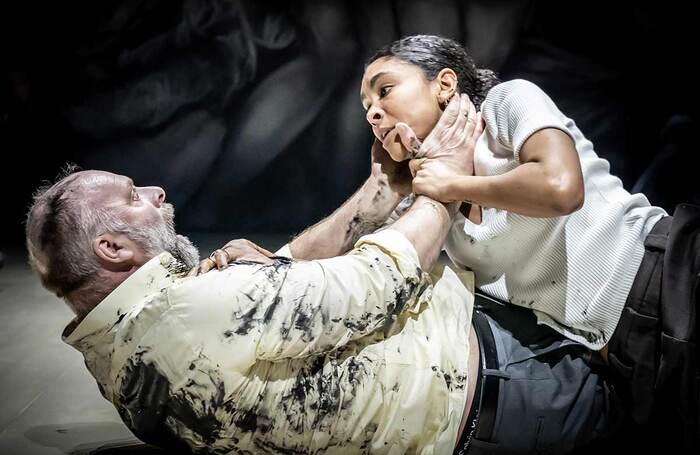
222, 259, 294, 340
117, 348, 198, 452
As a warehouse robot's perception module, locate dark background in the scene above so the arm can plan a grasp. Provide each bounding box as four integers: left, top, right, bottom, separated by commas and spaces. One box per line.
2, 0, 698, 255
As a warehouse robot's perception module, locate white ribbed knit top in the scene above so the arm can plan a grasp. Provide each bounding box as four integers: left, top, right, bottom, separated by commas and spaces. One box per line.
444, 79, 667, 350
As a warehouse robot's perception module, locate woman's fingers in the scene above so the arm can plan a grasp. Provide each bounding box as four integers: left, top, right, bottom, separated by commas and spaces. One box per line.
412, 170, 431, 196
449, 93, 471, 138
408, 157, 427, 177
433, 94, 461, 134
471, 112, 484, 141
463, 100, 478, 139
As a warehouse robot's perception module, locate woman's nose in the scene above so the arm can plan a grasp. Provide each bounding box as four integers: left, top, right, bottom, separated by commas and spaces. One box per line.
366, 106, 383, 126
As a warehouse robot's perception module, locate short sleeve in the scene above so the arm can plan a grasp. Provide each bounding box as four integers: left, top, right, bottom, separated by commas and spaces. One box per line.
481, 79, 574, 162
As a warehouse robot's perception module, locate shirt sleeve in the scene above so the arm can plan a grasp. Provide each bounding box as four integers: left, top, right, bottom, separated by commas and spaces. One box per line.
255, 229, 431, 361
481, 79, 575, 162
377, 193, 416, 232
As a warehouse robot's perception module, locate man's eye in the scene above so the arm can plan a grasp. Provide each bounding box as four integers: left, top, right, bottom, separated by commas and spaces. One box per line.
132, 190, 140, 201
379, 86, 392, 98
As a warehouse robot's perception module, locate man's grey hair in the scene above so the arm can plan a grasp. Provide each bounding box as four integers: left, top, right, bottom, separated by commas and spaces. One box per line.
26, 165, 109, 298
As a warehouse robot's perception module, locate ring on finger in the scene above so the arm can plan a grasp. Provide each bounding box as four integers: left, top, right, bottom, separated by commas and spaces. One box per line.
209, 248, 229, 261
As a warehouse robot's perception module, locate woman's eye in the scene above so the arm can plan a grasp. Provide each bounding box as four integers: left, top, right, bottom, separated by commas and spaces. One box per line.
379, 86, 392, 98
132, 190, 140, 201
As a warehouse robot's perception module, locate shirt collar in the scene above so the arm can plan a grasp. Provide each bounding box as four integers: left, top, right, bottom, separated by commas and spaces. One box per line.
62, 252, 187, 348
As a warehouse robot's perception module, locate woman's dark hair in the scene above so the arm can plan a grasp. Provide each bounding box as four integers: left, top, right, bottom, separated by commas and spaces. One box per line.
367, 35, 499, 110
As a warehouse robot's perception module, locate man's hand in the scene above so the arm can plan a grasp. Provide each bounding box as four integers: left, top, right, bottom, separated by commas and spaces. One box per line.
188, 239, 275, 276
370, 138, 412, 197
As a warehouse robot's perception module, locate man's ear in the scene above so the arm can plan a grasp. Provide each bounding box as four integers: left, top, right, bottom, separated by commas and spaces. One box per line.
434, 68, 458, 108
93, 233, 140, 271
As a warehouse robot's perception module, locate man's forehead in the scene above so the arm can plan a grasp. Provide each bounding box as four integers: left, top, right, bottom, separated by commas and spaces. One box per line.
67, 171, 130, 199
77, 170, 128, 186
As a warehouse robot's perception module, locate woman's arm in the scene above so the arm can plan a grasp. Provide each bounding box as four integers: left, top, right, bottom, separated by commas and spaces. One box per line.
414, 127, 584, 217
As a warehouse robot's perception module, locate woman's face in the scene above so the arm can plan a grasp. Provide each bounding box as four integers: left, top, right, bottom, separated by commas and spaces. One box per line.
360, 57, 445, 161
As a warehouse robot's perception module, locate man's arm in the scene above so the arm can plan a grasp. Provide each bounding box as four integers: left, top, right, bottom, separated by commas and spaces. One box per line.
391, 196, 458, 270
288, 172, 403, 260
288, 140, 411, 260
255, 196, 458, 361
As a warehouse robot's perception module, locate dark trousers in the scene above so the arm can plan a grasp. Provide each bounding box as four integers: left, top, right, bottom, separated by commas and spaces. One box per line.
461, 296, 616, 454
607, 203, 700, 449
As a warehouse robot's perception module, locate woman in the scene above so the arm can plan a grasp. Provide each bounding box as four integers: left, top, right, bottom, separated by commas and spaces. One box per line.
361, 34, 697, 448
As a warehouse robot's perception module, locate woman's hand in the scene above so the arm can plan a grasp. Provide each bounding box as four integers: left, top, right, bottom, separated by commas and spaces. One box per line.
407, 94, 484, 202
399, 93, 478, 161
410, 160, 466, 202
188, 239, 275, 276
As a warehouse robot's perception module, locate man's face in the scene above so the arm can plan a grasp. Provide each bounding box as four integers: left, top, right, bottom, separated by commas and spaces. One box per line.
80, 170, 167, 226
77, 170, 199, 269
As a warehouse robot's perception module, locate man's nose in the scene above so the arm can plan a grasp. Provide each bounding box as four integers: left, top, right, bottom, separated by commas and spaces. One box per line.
366, 105, 383, 127
141, 186, 166, 207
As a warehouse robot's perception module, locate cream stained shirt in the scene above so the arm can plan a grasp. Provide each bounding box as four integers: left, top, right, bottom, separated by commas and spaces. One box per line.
64, 230, 474, 454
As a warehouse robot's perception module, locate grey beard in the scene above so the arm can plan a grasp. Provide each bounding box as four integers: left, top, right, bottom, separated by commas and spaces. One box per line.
121, 203, 200, 270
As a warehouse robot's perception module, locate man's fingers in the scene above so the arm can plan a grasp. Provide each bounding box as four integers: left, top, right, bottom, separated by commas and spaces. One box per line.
195, 239, 279, 277
239, 253, 275, 264
209, 249, 229, 270
254, 245, 275, 257
222, 239, 274, 259
235, 239, 275, 258
395, 123, 422, 158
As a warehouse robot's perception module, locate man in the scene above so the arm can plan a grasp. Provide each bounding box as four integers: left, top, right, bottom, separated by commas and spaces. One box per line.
27, 166, 615, 454
26, 97, 612, 454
